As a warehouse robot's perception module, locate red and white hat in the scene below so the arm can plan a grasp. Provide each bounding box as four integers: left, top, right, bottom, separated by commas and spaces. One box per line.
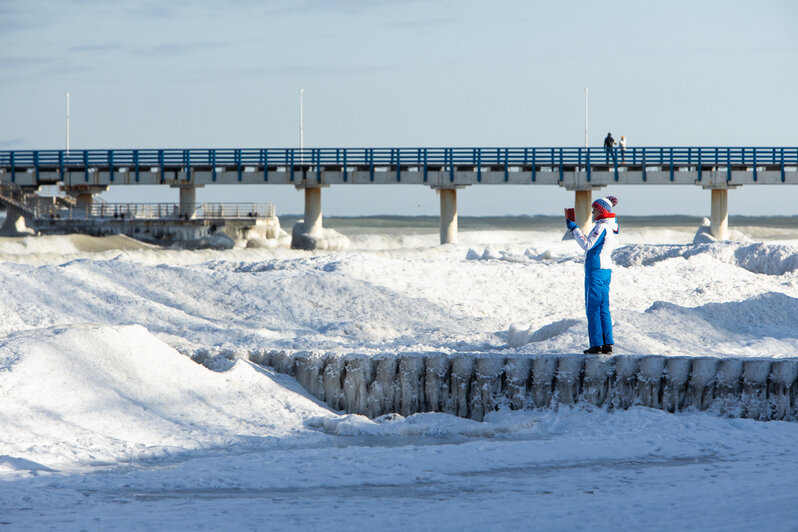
592, 196, 618, 215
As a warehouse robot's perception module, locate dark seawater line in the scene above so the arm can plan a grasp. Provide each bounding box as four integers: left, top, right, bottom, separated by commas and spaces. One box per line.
278, 214, 798, 235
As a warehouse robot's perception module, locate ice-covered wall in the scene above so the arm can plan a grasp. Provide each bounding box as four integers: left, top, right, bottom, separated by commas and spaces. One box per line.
189, 349, 798, 422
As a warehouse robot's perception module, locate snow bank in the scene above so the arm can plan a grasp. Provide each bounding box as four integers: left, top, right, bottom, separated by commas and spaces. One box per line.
0, 324, 332, 473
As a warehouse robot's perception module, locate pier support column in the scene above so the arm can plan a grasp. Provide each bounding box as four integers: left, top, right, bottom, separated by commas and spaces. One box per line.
171, 184, 203, 219
574, 190, 593, 233
292, 185, 335, 250
178, 186, 198, 219
434, 186, 463, 245
303, 186, 323, 236
64, 185, 108, 218
710, 188, 729, 240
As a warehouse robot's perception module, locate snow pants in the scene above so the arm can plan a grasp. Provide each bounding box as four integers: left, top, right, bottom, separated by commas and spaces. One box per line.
585, 269, 613, 348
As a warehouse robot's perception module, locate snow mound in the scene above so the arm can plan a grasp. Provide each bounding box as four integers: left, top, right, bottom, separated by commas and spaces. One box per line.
508, 319, 582, 347
613, 242, 798, 275
0, 324, 332, 472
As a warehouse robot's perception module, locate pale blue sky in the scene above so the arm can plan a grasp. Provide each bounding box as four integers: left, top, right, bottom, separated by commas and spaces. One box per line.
1, 0, 796, 217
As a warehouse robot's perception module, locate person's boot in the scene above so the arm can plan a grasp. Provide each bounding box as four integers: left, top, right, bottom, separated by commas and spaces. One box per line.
583, 346, 602, 354
601, 344, 613, 354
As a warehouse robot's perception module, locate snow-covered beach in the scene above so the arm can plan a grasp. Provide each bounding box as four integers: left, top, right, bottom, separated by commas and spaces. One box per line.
2, 216, 798, 530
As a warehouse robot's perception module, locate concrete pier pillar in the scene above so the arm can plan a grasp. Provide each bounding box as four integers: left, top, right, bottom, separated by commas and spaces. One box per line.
179, 186, 197, 219
710, 188, 729, 240
303, 186, 323, 236
574, 189, 593, 232
64, 185, 108, 218
439, 188, 458, 244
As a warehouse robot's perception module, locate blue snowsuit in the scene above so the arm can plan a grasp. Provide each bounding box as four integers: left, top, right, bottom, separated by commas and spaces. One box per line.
570, 216, 619, 348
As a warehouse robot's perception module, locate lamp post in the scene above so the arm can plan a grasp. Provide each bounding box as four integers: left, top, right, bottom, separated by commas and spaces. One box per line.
66, 92, 71, 154
299, 88, 304, 164
584, 87, 588, 149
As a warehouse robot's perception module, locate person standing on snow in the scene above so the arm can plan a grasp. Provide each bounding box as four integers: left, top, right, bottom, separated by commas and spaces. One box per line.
565, 196, 619, 354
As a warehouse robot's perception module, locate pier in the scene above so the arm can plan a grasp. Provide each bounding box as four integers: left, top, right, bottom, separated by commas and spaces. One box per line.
2, 146, 797, 246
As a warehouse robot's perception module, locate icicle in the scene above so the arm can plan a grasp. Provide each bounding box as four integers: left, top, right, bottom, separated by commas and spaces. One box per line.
742, 360, 772, 420
505, 357, 533, 410
687, 357, 719, 411
450, 356, 475, 418
343, 356, 374, 415
322, 356, 345, 411
532, 356, 558, 408
367, 356, 398, 418
556, 355, 585, 405
294, 351, 327, 401
398, 355, 425, 416
270, 350, 296, 376
613, 356, 640, 409
470, 356, 505, 421
424, 353, 451, 414
583, 355, 614, 407
637, 356, 666, 409
715, 359, 744, 417
663, 357, 691, 413
769, 360, 798, 421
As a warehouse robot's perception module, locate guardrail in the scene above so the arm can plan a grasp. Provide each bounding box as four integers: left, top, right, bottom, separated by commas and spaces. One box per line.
1, 147, 797, 171
24, 202, 275, 221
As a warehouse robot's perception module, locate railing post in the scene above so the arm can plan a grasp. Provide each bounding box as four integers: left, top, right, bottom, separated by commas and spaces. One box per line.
753, 148, 757, 182
726, 148, 732, 183
669, 147, 674, 181
697, 148, 702, 182
642, 149, 647, 182
134, 150, 140, 182
33, 150, 40, 185
531, 148, 536, 182
369, 148, 375, 182
781, 148, 786, 182
109, 149, 114, 183
585, 147, 591, 182
395, 148, 401, 183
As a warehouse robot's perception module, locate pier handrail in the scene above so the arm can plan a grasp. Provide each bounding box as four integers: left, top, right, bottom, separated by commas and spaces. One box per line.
14, 200, 275, 221
2, 147, 797, 172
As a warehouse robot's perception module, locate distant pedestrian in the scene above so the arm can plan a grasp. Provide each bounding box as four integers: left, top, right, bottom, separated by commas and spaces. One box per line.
603, 133, 616, 164
619, 135, 627, 163
565, 195, 620, 354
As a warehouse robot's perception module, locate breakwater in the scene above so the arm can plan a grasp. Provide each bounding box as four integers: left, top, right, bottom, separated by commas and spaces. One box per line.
188, 349, 798, 422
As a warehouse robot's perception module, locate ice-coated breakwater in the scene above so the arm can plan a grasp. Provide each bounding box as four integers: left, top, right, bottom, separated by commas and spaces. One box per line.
188, 349, 798, 422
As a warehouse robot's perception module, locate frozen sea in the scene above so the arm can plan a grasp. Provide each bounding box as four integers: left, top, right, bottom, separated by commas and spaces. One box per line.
2, 215, 798, 531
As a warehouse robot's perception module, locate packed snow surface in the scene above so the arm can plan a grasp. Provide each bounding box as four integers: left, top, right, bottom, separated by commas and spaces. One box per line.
2, 220, 798, 530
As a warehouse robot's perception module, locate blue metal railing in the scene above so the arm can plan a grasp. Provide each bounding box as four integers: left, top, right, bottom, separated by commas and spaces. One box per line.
1, 147, 797, 177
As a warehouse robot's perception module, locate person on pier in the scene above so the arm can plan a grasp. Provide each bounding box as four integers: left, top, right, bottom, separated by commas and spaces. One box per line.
603, 133, 616, 164
565, 195, 619, 354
